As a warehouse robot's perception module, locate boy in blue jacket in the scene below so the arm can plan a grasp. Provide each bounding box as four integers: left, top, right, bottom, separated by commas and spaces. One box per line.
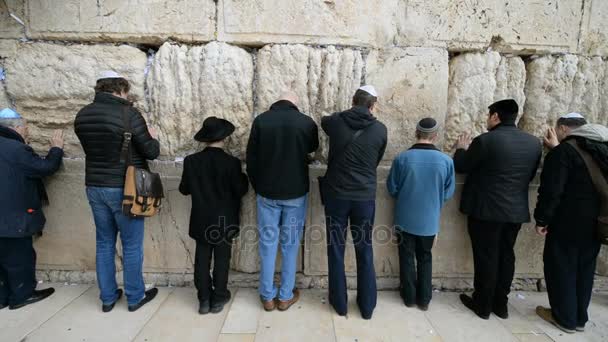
387, 118, 455, 310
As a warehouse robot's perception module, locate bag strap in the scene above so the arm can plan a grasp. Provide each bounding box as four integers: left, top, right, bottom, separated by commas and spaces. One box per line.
327, 117, 369, 169
566, 140, 608, 205
119, 108, 133, 166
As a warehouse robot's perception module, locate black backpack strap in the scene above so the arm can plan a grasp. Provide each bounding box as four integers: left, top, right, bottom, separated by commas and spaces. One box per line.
119, 108, 133, 166
327, 116, 367, 169
566, 140, 608, 204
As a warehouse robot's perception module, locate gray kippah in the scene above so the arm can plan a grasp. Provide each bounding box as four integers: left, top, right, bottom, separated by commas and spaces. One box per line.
416, 117, 439, 133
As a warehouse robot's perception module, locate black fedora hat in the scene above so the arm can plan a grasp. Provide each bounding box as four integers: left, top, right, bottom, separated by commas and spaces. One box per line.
194, 116, 235, 143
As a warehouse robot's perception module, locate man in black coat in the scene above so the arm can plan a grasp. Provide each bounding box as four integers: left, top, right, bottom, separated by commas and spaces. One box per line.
0, 109, 63, 310
179, 117, 249, 315
74, 71, 160, 313
534, 115, 607, 334
246, 91, 318, 312
321, 85, 387, 319
454, 99, 542, 320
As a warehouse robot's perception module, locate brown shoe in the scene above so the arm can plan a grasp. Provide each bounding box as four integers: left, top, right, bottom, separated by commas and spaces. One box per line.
277, 289, 300, 311
536, 306, 576, 334
261, 297, 276, 312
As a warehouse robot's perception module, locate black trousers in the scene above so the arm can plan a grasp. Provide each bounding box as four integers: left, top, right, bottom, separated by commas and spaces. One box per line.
0, 237, 37, 306
467, 217, 521, 316
396, 230, 435, 306
194, 240, 232, 303
325, 197, 377, 317
544, 233, 600, 330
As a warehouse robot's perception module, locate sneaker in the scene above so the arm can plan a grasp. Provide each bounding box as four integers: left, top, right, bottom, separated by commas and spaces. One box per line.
535, 306, 575, 334
199, 300, 210, 315
128, 288, 158, 312
459, 294, 489, 320
277, 289, 300, 311
261, 296, 276, 312
9, 288, 55, 310
102, 289, 123, 313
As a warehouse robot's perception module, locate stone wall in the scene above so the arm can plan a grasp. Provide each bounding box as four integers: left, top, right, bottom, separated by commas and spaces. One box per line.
2, 0, 608, 287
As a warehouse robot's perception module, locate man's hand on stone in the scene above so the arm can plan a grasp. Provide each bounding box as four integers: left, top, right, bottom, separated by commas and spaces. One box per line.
536, 225, 548, 237
149, 127, 158, 139
50, 130, 64, 149
543, 127, 559, 149
455, 133, 472, 150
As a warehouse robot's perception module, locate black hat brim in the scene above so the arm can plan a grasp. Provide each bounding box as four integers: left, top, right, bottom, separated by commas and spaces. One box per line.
194, 119, 236, 143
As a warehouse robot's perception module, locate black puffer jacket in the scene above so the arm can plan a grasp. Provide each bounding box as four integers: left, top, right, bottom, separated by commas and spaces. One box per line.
74, 92, 160, 187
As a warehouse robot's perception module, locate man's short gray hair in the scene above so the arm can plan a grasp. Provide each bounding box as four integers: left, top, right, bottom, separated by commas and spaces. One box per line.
0, 117, 24, 129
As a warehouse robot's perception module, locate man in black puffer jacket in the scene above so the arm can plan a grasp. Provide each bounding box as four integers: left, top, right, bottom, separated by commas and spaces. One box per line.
534, 115, 608, 334
74, 71, 160, 313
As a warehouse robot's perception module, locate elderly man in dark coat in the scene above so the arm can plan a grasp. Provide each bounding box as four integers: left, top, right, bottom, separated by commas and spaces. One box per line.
0, 108, 64, 310
453, 99, 542, 320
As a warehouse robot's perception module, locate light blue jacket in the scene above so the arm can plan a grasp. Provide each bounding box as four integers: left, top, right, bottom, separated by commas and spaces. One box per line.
387, 144, 455, 236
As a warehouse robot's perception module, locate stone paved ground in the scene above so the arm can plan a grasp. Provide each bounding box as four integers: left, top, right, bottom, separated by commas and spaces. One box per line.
2, 284, 608, 342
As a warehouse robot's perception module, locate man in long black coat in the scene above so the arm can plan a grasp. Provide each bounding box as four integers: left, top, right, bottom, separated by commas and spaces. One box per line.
453, 99, 542, 320
535, 116, 608, 334
0, 109, 64, 310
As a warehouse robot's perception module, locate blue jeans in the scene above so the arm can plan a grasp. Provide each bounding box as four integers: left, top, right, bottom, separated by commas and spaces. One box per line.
257, 194, 307, 301
86, 187, 145, 306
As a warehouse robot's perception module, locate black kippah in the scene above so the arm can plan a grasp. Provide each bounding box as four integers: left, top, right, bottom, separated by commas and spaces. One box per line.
416, 117, 438, 133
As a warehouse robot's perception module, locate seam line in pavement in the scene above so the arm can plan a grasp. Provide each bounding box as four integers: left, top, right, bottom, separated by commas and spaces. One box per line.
131, 287, 176, 342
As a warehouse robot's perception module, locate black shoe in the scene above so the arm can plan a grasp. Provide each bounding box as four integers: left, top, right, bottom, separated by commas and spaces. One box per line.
459, 294, 489, 320
0, 302, 7, 310
418, 303, 429, 312
199, 300, 210, 315
128, 288, 158, 312
102, 289, 123, 313
211, 299, 228, 314
493, 306, 509, 319
361, 311, 373, 320
9, 288, 55, 310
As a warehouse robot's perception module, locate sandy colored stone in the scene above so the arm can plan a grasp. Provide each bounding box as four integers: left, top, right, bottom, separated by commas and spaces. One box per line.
521, 55, 608, 137
219, 0, 406, 48
445, 52, 526, 148
4, 42, 147, 156
401, 0, 583, 53
146, 42, 254, 158
0, 0, 25, 39
255, 44, 363, 160
365, 47, 448, 161
27, 0, 215, 43
580, 0, 608, 56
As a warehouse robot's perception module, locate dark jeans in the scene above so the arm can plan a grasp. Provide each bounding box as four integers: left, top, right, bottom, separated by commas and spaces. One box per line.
324, 196, 377, 317
396, 230, 435, 306
0, 237, 36, 306
467, 217, 521, 316
194, 240, 232, 304
544, 233, 601, 330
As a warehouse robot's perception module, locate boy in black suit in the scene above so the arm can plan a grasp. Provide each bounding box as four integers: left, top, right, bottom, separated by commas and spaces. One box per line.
179, 117, 249, 314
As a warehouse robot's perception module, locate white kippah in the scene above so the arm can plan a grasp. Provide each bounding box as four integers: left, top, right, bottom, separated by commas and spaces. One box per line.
560, 112, 585, 119
0, 108, 22, 119
358, 85, 378, 97
97, 70, 124, 80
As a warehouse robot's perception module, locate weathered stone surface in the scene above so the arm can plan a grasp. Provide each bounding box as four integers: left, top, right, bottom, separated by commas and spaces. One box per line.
445, 52, 526, 148
365, 48, 448, 161
0, 0, 25, 39
219, 0, 406, 47
402, 0, 583, 53
520, 55, 608, 137
146, 42, 254, 158
27, 0, 216, 43
255, 44, 364, 160
580, 0, 608, 56
5, 42, 147, 156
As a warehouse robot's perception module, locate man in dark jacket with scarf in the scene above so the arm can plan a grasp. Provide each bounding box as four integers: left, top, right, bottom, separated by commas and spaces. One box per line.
534, 114, 607, 334
454, 99, 542, 320
0, 108, 63, 310
74, 71, 160, 313
321, 85, 387, 319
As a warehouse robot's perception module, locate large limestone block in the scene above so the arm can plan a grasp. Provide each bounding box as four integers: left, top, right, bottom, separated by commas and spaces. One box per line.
0, 0, 25, 39
402, 0, 583, 53
521, 55, 608, 137
445, 52, 526, 148
5, 42, 147, 156
27, 0, 216, 43
218, 0, 406, 47
365, 48, 448, 162
146, 42, 254, 158
255, 44, 364, 160
580, 0, 608, 56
